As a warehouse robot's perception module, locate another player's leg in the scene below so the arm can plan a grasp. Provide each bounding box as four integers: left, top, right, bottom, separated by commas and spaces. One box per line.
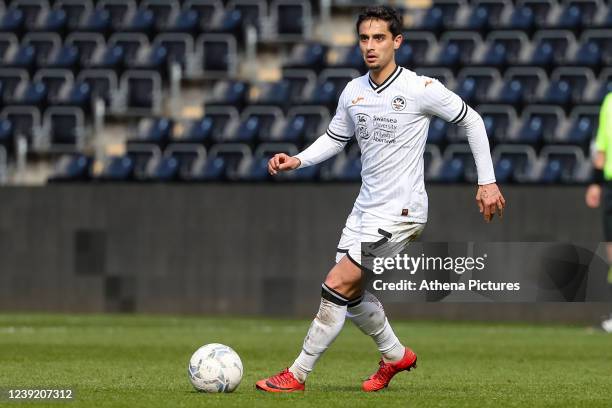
255, 256, 362, 392
347, 291, 417, 391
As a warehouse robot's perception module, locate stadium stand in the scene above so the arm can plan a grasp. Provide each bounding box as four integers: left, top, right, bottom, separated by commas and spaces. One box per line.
0, 0, 604, 184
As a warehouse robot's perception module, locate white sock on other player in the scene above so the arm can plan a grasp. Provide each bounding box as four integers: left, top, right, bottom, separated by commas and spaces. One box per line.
289, 284, 348, 383
347, 291, 405, 363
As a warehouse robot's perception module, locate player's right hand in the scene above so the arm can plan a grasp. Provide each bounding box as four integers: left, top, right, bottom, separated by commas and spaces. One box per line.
585, 184, 601, 208
268, 153, 301, 175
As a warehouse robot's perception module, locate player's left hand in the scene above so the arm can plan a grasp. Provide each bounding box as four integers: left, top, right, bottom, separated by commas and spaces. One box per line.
476, 183, 505, 223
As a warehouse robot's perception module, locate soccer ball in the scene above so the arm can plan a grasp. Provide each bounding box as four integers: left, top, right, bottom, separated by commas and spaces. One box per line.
188, 343, 243, 393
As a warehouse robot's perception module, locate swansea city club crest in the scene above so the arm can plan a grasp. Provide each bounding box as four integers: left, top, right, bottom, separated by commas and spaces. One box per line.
392, 96, 406, 111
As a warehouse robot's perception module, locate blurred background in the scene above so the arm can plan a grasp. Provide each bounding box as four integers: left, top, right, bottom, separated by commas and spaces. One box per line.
0, 0, 608, 323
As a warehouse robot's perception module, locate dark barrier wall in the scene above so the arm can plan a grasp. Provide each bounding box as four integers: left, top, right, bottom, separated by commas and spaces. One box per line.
0, 185, 608, 323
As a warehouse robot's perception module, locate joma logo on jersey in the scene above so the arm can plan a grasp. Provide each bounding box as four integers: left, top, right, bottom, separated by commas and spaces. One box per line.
355, 113, 371, 140
392, 96, 406, 111
351, 96, 365, 105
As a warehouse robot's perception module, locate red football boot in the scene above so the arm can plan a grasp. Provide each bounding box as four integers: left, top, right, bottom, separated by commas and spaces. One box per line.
255, 368, 305, 393
362, 347, 417, 392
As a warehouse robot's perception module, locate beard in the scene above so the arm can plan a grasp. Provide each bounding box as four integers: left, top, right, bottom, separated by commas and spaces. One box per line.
366, 62, 381, 71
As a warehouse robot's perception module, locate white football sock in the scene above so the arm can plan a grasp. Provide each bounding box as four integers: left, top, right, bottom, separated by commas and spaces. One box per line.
347, 291, 405, 363
289, 284, 348, 383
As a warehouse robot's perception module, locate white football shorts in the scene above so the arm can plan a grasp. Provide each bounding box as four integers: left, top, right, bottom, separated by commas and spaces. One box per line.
335, 208, 425, 267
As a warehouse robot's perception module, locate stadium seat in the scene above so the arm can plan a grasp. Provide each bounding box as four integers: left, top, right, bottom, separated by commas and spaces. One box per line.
97, 0, 136, 31
184, 0, 224, 32
478, 105, 519, 145
427, 117, 450, 146
284, 42, 328, 72
499, 6, 536, 32
77, 69, 118, 107
555, 106, 599, 148
520, 0, 557, 29
0, 68, 29, 105
11, 0, 49, 30
495, 67, 548, 107
128, 117, 174, 148
492, 144, 538, 183
430, 32, 482, 69
280, 69, 317, 104
127, 44, 168, 77
454, 67, 501, 105
204, 80, 249, 111
56, 81, 92, 113
526, 30, 576, 70
22, 32, 61, 66
33, 69, 73, 102
196, 33, 237, 78
0, 106, 40, 147
48, 153, 92, 181
121, 9, 156, 39
476, 31, 529, 69
412, 0, 465, 35
207, 9, 244, 41
226, 106, 284, 145
228, 0, 266, 33
537, 145, 590, 184
84, 44, 125, 73
153, 33, 194, 71
43, 44, 80, 73
142, 0, 180, 32
270, 106, 329, 145
423, 144, 443, 182
169, 117, 214, 146
30, 9, 67, 36
0, 9, 25, 37
271, 0, 312, 40
304, 68, 359, 108
124, 143, 162, 180
109, 33, 148, 66
121, 70, 162, 115
55, 0, 93, 31
190, 143, 251, 181
96, 155, 135, 181
440, 144, 478, 183
8, 80, 48, 111
43, 106, 85, 148
160, 143, 206, 180
511, 105, 565, 146
248, 79, 293, 108
0, 32, 18, 61
415, 67, 455, 87
187, 106, 239, 144
581, 29, 612, 66
162, 9, 199, 36
403, 32, 437, 68
2, 44, 36, 74
546, 67, 595, 106
77, 8, 112, 37
585, 68, 612, 103
65, 32, 105, 68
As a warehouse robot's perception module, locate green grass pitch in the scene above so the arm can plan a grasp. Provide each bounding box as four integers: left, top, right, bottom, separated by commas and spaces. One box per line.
0, 314, 611, 407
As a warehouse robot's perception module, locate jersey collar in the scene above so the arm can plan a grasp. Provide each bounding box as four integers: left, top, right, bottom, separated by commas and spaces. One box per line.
368, 65, 402, 94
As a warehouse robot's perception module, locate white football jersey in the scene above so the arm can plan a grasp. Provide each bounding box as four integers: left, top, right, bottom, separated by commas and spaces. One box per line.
326, 66, 472, 223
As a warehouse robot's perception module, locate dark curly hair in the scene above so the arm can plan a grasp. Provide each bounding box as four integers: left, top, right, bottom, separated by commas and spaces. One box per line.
356, 5, 403, 38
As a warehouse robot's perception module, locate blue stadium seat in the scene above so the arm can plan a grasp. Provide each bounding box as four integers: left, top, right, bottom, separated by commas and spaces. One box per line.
512, 106, 565, 146
582, 29, 612, 67
34, 69, 73, 102
249, 79, 292, 108
121, 9, 156, 39
305, 68, 359, 108
171, 117, 213, 145
31, 9, 67, 36
587, 69, 612, 103
77, 9, 112, 37
413, 0, 462, 34
0, 106, 40, 146
66, 33, 104, 67
128, 117, 173, 148
281, 69, 316, 103
45, 106, 85, 147
22, 32, 61, 67
184, 0, 223, 31
492, 144, 538, 183
271, 106, 329, 145
98, 0, 136, 30
197, 34, 237, 77
556, 106, 598, 148
500, 6, 535, 32
403, 32, 436, 67
8, 80, 48, 111
56, 82, 92, 113
283, 42, 327, 72
479, 31, 529, 68
521, 0, 556, 29
12, 0, 48, 30
2, 45, 36, 74
204, 80, 249, 111
242, 143, 298, 181
207, 9, 243, 41
229, 0, 266, 33
431, 32, 482, 69
438, 157, 465, 183
440, 144, 478, 183
272, 0, 312, 39
527, 30, 576, 70
0, 9, 25, 37
226, 106, 284, 145
0, 33, 18, 60
122, 70, 162, 114
454, 68, 500, 105
162, 143, 206, 180
153, 33, 193, 71
540, 80, 572, 106
427, 117, 449, 146
190, 143, 251, 181
127, 45, 168, 76
109, 33, 148, 66
124, 144, 162, 180
0, 69, 29, 105
333, 156, 362, 181
48, 154, 92, 182
479, 105, 518, 145
77, 69, 117, 107
536, 146, 588, 184
56, 0, 92, 31
142, 0, 180, 32
85, 44, 125, 72
163, 9, 199, 35
326, 44, 364, 71
146, 156, 179, 181
43, 45, 80, 72
97, 155, 135, 181
495, 67, 548, 107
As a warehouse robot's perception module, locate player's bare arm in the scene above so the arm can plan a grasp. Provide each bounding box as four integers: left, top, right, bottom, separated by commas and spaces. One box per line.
267, 153, 301, 175
476, 183, 506, 223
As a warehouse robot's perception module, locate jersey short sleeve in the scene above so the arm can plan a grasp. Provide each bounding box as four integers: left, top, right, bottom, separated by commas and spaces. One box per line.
596, 92, 612, 152
418, 77, 468, 124
326, 86, 355, 142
